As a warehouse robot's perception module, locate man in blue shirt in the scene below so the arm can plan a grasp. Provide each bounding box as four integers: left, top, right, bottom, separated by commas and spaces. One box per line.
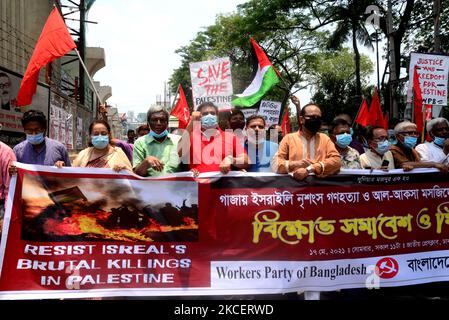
13, 110, 71, 167
245, 115, 278, 172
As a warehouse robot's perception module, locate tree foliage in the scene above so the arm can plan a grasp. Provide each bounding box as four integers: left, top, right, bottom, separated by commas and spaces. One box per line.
309, 48, 374, 121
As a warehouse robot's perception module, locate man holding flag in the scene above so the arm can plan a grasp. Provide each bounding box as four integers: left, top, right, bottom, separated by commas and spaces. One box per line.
177, 102, 249, 175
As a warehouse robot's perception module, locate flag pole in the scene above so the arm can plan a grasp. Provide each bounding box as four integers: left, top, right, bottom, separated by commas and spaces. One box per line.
74, 48, 103, 105
352, 95, 366, 128
257, 41, 291, 94
421, 105, 426, 142
170, 84, 181, 112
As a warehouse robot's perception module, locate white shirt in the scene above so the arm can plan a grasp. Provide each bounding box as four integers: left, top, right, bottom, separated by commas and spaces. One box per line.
415, 142, 449, 164
360, 149, 395, 170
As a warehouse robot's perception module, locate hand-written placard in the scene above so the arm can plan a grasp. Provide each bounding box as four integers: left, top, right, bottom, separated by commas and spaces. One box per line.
241, 108, 258, 120
258, 100, 282, 127
190, 57, 233, 110
407, 53, 449, 105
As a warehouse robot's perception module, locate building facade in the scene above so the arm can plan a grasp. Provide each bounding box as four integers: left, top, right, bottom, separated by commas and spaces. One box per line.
0, 0, 111, 152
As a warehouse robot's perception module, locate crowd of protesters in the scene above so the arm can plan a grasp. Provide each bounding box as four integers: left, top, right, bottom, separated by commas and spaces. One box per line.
0, 98, 448, 231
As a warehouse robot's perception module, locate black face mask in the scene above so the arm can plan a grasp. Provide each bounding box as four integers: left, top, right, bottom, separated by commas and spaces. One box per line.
304, 118, 322, 134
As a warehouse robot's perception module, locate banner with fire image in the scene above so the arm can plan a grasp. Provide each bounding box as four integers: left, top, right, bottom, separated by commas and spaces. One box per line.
1, 164, 449, 299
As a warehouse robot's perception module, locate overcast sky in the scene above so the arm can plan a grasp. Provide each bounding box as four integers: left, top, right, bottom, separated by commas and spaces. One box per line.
87, 0, 247, 115
87, 1, 385, 116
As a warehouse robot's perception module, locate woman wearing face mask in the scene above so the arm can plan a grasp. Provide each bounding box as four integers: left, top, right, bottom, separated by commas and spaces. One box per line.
72, 120, 132, 172
389, 121, 448, 173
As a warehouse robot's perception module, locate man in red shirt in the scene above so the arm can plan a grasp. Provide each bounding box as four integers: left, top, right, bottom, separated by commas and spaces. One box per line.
178, 102, 249, 175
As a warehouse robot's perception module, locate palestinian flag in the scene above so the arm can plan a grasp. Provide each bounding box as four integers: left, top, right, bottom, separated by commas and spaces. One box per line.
231, 38, 280, 107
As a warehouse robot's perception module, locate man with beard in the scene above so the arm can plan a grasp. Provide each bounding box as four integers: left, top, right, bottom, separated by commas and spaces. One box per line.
272, 103, 341, 181
0, 73, 13, 111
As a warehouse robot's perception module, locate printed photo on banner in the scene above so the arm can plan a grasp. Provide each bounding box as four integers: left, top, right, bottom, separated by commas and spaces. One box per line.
20, 173, 199, 242
0, 67, 50, 145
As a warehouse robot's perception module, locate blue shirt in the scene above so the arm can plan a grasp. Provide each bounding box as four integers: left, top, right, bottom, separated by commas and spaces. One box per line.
245, 140, 278, 172
13, 137, 71, 166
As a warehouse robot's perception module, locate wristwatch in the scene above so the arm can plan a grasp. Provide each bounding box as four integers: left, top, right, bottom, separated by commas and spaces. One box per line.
306, 165, 314, 175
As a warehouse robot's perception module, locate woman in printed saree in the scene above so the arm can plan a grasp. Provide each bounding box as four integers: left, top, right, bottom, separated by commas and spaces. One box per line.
73, 120, 132, 172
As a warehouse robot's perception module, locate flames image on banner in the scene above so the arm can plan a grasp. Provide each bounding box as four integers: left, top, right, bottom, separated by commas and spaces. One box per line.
20, 174, 199, 242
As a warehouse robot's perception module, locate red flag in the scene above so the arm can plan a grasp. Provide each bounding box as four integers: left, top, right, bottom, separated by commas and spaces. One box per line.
17, 8, 76, 106
382, 112, 389, 130
170, 85, 190, 129
355, 98, 370, 127
369, 88, 386, 129
413, 65, 424, 134
280, 106, 291, 135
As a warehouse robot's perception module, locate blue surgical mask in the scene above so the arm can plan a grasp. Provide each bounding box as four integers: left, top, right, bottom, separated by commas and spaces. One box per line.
376, 140, 390, 155
201, 114, 218, 129
149, 129, 168, 139
91, 135, 109, 149
336, 133, 352, 148
27, 132, 45, 145
350, 128, 354, 136
403, 136, 418, 149
434, 136, 447, 147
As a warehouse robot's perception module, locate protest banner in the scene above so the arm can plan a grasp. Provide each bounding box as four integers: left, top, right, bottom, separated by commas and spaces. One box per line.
407, 53, 449, 106
1, 164, 449, 299
258, 100, 282, 127
241, 108, 258, 120
190, 57, 233, 110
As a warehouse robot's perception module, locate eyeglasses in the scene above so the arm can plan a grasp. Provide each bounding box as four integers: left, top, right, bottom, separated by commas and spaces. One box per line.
0, 83, 10, 89
434, 127, 449, 132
